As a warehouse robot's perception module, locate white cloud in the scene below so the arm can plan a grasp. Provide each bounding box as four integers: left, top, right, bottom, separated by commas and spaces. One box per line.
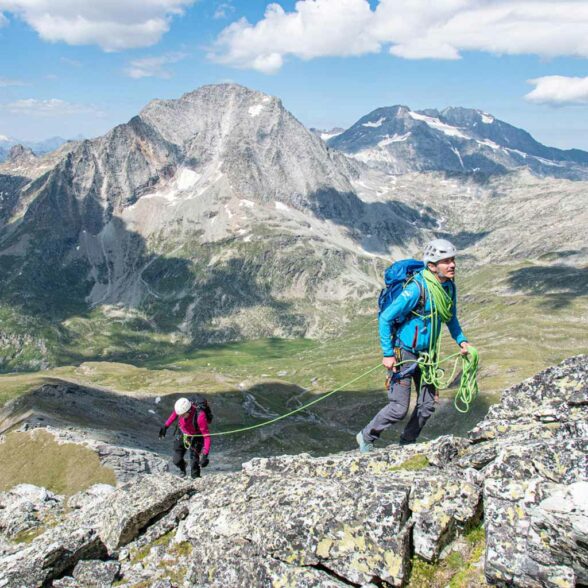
0, 77, 26, 87
210, 0, 588, 73
4, 98, 101, 117
214, 2, 235, 20
210, 0, 378, 73
125, 51, 187, 78
0, 0, 195, 51
525, 76, 588, 105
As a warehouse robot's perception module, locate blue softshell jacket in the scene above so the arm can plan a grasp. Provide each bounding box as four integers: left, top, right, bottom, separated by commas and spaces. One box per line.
379, 271, 467, 357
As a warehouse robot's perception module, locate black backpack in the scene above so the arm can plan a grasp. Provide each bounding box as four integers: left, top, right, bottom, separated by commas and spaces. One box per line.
190, 394, 213, 426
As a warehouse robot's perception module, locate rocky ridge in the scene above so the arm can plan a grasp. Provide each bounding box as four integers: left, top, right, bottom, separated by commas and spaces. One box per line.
0, 355, 585, 587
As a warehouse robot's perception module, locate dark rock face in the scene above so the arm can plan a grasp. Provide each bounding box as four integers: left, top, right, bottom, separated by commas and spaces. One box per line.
0, 356, 585, 587
329, 105, 588, 180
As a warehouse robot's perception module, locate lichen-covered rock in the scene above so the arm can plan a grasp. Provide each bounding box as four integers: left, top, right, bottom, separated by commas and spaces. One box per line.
523, 482, 588, 586
0, 525, 106, 587
476, 356, 587, 587
179, 472, 412, 586
184, 534, 351, 588
54, 560, 121, 587
469, 355, 587, 444
67, 483, 116, 511
92, 473, 194, 553
409, 474, 481, 561
0, 483, 63, 540
73, 559, 121, 587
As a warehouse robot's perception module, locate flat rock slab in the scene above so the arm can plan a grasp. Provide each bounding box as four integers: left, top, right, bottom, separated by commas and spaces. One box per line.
95, 473, 193, 553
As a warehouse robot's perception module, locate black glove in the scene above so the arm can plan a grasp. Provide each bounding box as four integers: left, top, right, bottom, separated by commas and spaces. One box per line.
159, 426, 167, 439
200, 454, 209, 468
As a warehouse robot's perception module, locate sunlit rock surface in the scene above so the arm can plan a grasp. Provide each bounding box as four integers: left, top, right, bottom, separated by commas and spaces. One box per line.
0, 356, 585, 587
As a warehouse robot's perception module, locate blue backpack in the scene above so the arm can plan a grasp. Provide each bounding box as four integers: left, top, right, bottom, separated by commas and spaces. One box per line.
378, 259, 425, 319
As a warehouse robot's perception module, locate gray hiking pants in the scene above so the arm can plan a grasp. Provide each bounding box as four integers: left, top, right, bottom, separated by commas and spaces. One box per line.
362, 349, 436, 444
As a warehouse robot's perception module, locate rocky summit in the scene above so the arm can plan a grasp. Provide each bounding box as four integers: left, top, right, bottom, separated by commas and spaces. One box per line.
0, 355, 585, 587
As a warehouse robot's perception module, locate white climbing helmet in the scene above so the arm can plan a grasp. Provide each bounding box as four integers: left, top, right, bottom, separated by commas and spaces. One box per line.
174, 397, 191, 415
423, 239, 457, 264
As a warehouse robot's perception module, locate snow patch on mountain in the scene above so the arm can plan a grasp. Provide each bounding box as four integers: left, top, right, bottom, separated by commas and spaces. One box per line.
477, 139, 502, 151
362, 117, 386, 128
408, 111, 469, 139
378, 133, 410, 147
481, 113, 494, 124
451, 147, 464, 168
176, 168, 201, 191
320, 130, 343, 141
248, 104, 265, 117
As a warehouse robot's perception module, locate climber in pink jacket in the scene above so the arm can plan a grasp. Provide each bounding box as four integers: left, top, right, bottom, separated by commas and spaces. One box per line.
159, 396, 212, 478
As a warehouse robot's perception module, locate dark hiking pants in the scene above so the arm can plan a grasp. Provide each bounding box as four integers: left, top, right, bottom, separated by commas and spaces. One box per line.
362, 349, 436, 444
173, 434, 203, 478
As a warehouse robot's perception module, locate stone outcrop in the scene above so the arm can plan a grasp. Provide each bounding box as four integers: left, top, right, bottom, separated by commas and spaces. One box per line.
0, 356, 585, 587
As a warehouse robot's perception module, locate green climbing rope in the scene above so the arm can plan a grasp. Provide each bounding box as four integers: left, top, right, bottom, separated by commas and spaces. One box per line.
454, 345, 479, 413
418, 268, 479, 411
183, 363, 383, 442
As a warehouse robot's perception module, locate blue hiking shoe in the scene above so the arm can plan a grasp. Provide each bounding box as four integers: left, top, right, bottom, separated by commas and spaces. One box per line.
356, 431, 374, 453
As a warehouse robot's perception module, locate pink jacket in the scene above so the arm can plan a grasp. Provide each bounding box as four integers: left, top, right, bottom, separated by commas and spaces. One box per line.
165, 406, 211, 454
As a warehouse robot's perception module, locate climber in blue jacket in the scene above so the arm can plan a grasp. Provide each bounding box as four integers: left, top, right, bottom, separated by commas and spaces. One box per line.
357, 239, 472, 452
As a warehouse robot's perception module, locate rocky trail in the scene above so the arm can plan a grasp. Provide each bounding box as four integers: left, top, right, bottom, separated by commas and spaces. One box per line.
0, 355, 586, 587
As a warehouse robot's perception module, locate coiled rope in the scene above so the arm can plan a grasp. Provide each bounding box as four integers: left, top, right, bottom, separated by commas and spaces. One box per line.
418, 269, 479, 412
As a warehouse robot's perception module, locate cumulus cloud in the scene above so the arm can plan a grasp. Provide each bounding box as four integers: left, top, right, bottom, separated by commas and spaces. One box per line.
0, 0, 195, 51
4, 98, 101, 117
525, 76, 588, 105
210, 0, 588, 73
125, 52, 187, 78
211, 0, 378, 73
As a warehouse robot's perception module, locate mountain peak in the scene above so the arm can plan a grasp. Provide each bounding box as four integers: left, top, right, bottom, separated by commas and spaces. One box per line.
329, 102, 588, 179
7, 144, 36, 164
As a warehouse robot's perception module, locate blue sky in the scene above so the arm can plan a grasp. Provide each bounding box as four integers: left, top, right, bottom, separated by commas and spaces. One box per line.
0, 0, 587, 149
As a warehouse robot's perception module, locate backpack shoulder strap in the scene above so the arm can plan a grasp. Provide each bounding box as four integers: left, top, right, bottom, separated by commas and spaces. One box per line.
407, 273, 426, 315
